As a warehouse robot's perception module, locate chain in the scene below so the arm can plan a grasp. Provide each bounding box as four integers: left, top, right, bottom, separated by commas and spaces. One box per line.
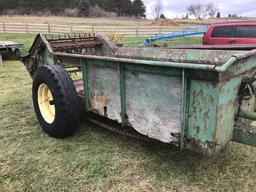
86, 116, 152, 142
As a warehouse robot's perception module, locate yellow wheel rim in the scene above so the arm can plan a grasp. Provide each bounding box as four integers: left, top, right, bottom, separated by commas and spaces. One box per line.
38, 83, 56, 124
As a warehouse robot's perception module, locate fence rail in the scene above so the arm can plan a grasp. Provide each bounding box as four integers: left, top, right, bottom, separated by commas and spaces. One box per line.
0, 22, 204, 37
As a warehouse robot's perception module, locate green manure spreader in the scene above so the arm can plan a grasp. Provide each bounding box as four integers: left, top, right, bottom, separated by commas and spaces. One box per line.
22, 34, 256, 156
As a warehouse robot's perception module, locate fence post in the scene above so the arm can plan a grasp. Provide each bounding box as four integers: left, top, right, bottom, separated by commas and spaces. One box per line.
3, 22, 6, 33
136, 26, 138, 37
71, 25, 73, 34
25, 23, 29, 34
159, 28, 162, 34
91, 26, 94, 32
48, 23, 51, 34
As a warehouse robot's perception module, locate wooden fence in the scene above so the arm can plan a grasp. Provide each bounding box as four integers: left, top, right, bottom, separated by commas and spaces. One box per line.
0, 22, 203, 37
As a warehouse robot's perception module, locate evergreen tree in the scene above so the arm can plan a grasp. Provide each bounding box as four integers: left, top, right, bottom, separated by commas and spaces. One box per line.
160, 14, 166, 19
79, 0, 90, 17
216, 12, 221, 18
131, 0, 146, 18
0, 0, 147, 18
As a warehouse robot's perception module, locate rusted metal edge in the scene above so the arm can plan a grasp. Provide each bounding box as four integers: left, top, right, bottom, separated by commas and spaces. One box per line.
215, 51, 256, 72
180, 69, 188, 149
96, 33, 119, 52
233, 122, 256, 147
214, 57, 237, 72
85, 114, 152, 142
233, 48, 256, 60
27, 33, 54, 55
80, 59, 90, 112
40, 34, 54, 54
55, 52, 217, 71
29, 34, 255, 73
116, 47, 239, 66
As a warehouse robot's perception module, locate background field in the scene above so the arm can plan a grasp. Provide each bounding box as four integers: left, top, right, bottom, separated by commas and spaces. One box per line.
1, 16, 255, 25
0, 31, 256, 192
0, 20, 203, 37
1, 16, 253, 37
0, 16, 151, 26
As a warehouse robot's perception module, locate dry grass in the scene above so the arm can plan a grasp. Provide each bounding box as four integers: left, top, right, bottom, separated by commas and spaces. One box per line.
151, 19, 180, 26
1, 16, 255, 27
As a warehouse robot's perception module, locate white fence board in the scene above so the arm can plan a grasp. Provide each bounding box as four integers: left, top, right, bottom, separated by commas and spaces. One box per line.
0, 22, 202, 37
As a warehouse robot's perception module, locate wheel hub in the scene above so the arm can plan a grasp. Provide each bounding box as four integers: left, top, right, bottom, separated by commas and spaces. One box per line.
37, 83, 55, 124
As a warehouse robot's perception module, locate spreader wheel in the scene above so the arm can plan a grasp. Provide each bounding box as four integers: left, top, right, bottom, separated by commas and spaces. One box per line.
32, 65, 79, 138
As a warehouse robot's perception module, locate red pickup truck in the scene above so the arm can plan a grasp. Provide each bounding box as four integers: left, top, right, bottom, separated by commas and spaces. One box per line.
203, 22, 256, 45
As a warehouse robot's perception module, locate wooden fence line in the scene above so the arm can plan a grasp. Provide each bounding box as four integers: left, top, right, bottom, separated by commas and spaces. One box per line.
0, 22, 203, 37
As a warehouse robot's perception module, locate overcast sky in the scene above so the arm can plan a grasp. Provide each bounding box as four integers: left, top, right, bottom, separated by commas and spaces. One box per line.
143, 0, 256, 18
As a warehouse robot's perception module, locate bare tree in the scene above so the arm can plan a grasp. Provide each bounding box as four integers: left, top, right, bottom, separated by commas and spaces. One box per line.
151, 0, 163, 20
207, 3, 218, 18
187, 4, 203, 20
187, 3, 218, 20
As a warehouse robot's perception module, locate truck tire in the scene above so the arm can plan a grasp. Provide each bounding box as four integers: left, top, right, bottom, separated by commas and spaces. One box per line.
32, 65, 79, 138
252, 82, 256, 94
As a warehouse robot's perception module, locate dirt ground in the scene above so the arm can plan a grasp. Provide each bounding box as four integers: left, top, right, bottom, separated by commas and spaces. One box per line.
151, 19, 180, 26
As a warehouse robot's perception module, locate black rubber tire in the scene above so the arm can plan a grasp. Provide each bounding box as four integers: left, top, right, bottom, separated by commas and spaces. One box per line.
32, 65, 79, 138
253, 82, 256, 112
252, 82, 256, 94
14, 49, 21, 60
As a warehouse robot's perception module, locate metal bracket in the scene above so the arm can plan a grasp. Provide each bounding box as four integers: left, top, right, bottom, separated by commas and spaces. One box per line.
233, 122, 256, 147
238, 110, 256, 121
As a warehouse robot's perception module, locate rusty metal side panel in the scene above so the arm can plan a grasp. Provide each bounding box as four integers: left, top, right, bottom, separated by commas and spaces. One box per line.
220, 56, 256, 81
215, 78, 242, 147
186, 80, 219, 155
233, 122, 256, 147
185, 78, 242, 156
125, 71, 182, 143
87, 61, 122, 123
